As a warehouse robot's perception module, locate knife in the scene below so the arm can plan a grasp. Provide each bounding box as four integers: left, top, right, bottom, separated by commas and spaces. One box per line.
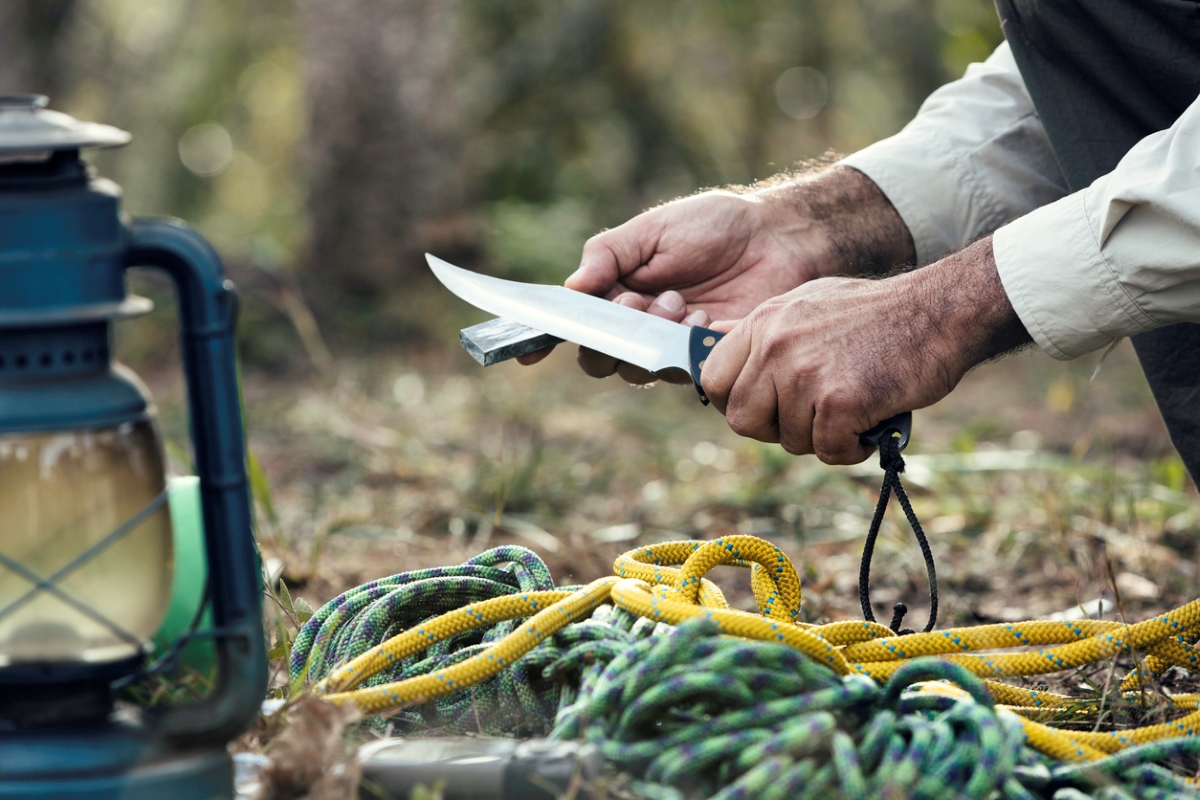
426, 254, 910, 450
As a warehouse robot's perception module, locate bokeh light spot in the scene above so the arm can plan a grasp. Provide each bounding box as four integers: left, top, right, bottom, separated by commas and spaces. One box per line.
774, 67, 829, 120
178, 123, 233, 177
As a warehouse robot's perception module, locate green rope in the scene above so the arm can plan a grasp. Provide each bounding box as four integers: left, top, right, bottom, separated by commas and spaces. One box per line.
290, 545, 641, 734
553, 617, 1200, 800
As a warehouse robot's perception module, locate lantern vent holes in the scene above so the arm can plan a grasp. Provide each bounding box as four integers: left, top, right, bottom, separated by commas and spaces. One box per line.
0, 324, 109, 378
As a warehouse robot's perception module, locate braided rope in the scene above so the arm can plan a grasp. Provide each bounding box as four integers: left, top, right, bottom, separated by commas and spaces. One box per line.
296, 536, 1200, 793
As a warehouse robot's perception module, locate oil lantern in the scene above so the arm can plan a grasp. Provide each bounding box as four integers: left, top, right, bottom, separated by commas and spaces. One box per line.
0, 95, 266, 798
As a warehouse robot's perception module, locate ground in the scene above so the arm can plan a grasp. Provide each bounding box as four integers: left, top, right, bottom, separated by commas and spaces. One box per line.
138, 330, 1199, 794
220, 337, 1195, 629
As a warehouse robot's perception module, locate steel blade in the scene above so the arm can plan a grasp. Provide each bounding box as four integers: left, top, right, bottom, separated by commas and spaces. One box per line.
427, 254, 691, 374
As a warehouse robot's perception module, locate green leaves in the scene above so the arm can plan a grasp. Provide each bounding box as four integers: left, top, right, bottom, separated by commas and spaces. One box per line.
247, 447, 278, 527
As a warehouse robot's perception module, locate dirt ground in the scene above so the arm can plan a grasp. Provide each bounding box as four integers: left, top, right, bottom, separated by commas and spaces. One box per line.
139, 331, 1198, 793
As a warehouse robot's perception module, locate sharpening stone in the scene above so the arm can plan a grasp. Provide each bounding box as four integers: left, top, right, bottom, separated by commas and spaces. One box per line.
459, 317, 563, 366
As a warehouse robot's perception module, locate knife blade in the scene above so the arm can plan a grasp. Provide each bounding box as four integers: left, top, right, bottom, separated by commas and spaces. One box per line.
426, 253, 911, 450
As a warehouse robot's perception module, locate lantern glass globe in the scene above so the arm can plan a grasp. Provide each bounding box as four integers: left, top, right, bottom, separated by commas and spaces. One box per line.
0, 417, 173, 666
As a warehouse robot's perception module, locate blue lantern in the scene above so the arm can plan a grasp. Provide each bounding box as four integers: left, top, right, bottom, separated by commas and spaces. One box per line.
0, 96, 266, 798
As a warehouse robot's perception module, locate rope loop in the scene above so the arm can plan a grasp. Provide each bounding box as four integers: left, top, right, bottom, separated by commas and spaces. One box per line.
295, 533, 1200, 793
860, 432, 939, 634
672, 536, 803, 622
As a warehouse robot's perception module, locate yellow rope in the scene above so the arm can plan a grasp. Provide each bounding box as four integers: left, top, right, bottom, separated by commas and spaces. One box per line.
313, 535, 1200, 763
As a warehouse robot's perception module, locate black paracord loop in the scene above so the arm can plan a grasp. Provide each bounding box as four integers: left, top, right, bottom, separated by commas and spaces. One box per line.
859, 434, 939, 634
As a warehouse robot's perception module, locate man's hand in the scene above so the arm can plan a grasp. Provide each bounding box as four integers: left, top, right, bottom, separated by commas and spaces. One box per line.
517, 166, 915, 383
701, 236, 1032, 464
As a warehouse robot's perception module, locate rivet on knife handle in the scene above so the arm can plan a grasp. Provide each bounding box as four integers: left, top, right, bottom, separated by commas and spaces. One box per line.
688, 326, 724, 405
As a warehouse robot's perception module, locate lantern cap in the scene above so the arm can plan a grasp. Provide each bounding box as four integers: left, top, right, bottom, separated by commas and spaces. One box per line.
0, 95, 131, 155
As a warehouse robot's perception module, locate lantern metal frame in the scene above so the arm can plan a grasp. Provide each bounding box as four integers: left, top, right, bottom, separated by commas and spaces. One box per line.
0, 95, 267, 799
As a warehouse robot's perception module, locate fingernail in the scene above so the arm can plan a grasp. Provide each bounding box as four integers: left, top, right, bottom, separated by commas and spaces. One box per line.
615, 295, 640, 307
655, 291, 685, 313
683, 310, 710, 328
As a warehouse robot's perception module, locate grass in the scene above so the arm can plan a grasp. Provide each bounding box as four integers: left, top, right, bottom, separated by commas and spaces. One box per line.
123, 320, 1198, 795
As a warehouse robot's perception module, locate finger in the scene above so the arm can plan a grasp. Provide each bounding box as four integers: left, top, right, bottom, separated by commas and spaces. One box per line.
723, 368, 781, 444
617, 361, 658, 385
569, 217, 659, 296
516, 345, 556, 365
657, 367, 694, 385
611, 292, 650, 311
683, 309, 711, 328
602, 283, 652, 302
578, 346, 619, 378
614, 286, 659, 384
579, 293, 650, 379
699, 323, 752, 414
775, 380, 816, 457
709, 319, 737, 334
646, 290, 687, 323
811, 399, 873, 465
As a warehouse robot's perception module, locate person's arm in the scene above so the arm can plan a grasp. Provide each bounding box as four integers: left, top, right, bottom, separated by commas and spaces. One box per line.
993, 91, 1200, 359
703, 80, 1200, 464
517, 165, 917, 382
539, 40, 1070, 382
700, 234, 1028, 464
841, 41, 1068, 264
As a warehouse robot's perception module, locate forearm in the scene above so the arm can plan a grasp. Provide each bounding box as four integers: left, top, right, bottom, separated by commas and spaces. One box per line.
753, 165, 917, 278
700, 233, 1032, 465
907, 235, 1032, 373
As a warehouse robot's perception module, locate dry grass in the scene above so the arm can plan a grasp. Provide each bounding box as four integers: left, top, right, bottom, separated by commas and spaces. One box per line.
133, 332, 1198, 794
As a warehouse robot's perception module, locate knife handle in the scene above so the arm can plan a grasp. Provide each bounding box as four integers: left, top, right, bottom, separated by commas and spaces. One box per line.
687, 326, 724, 405
687, 326, 912, 452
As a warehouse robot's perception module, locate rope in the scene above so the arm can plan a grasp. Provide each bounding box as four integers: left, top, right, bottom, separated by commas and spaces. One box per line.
557, 618, 1200, 800
295, 538, 1200, 796
859, 433, 938, 634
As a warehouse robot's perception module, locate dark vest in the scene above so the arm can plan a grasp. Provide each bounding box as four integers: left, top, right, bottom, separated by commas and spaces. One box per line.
994, 0, 1200, 481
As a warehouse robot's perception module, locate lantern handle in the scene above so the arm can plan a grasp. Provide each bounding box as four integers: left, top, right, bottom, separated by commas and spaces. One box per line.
123, 217, 267, 746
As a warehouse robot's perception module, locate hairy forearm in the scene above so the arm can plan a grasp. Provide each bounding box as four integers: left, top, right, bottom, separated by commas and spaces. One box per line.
906, 235, 1032, 374
753, 165, 917, 277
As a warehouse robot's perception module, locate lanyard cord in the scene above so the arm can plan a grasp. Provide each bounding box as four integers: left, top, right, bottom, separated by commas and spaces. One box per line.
858, 433, 939, 634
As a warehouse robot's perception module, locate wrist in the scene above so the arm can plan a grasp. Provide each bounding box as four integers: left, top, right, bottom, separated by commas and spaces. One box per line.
753, 165, 916, 279
903, 236, 1032, 379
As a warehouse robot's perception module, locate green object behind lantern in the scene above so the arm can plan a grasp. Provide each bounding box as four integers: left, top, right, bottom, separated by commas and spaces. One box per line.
155, 475, 216, 677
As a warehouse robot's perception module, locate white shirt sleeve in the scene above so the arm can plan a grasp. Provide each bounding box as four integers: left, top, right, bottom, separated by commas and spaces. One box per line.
993, 101, 1200, 359
840, 41, 1068, 264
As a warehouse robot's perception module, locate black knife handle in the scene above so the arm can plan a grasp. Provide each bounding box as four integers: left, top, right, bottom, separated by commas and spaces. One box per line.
860, 411, 912, 452
688, 326, 724, 405
687, 326, 912, 452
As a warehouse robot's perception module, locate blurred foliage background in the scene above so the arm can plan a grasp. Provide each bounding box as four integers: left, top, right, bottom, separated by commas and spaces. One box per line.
0, 0, 1003, 364
6, 2, 1199, 712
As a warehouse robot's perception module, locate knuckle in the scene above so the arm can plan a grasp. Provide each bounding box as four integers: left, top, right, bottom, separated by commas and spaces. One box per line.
779, 434, 810, 457
726, 411, 755, 438
814, 440, 854, 465
816, 386, 857, 419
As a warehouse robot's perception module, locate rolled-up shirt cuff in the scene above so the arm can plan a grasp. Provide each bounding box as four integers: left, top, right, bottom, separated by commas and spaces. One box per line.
841, 135, 963, 265
993, 192, 1158, 360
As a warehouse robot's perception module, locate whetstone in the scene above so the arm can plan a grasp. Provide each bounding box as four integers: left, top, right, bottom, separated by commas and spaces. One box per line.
459, 317, 563, 366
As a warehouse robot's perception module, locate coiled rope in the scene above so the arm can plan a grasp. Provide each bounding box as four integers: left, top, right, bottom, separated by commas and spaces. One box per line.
556, 617, 1200, 800
292, 536, 1200, 786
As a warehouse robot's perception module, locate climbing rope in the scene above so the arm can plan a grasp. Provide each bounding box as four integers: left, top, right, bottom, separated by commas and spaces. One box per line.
293, 537, 1200, 796
557, 617, 1200, 800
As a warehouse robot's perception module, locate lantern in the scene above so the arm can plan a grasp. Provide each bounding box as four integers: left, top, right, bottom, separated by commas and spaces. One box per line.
0, 95, 266, 798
